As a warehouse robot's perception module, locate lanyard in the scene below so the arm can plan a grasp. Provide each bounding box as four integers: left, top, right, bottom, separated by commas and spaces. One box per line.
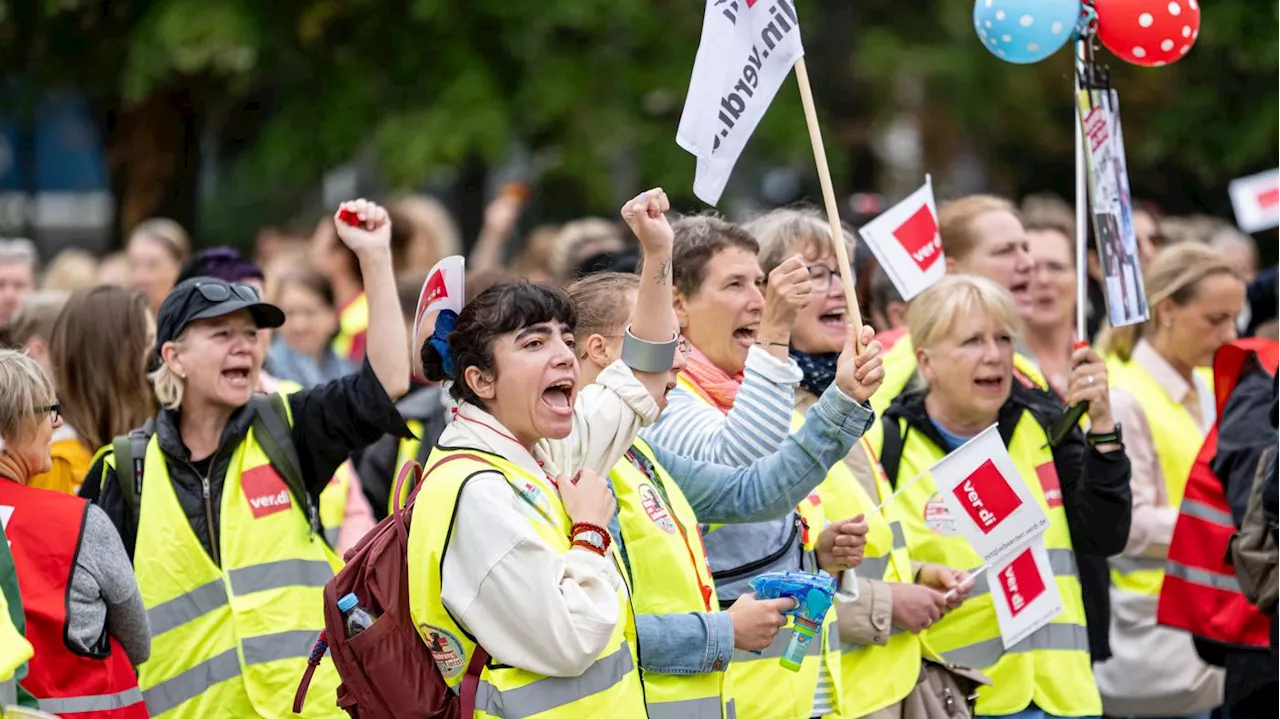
625, 447, 715, 611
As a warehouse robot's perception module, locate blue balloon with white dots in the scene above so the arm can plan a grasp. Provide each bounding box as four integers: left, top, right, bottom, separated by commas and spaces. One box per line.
973, 0, 1083, 64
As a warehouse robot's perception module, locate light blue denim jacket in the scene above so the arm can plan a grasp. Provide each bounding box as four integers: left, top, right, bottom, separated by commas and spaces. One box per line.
608, 384, 874, 675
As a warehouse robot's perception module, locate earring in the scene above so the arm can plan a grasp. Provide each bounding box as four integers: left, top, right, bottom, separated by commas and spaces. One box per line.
1162, 319, 1171, 329
678, 319, 688, 329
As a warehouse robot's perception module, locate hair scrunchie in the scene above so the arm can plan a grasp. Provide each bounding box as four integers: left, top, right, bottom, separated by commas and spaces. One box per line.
428, 309, 458, 378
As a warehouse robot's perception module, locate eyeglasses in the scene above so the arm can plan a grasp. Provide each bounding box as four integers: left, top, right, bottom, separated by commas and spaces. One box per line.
806, 263, 843, 294
35, 403, 59, 424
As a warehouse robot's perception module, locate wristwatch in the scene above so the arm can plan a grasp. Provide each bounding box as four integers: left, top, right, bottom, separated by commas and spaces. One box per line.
1086, 423, 1123, 448
571, 529, 609, 554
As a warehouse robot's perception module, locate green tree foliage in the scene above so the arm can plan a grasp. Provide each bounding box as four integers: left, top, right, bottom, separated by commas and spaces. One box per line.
0, 0, 1274, 243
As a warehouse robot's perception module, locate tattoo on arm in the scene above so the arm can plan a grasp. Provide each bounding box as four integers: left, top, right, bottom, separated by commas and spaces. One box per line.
654, 254, 672, 286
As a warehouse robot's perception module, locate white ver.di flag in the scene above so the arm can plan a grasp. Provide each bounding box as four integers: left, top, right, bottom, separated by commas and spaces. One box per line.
677, 0, 804, 206
858, 176, 945, 301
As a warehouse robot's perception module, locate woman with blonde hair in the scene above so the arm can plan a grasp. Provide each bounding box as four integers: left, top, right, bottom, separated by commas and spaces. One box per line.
50, 286, 157, 496
41, 249, 99, 292
1094, 243, 1247, 719
873, 274, 1131, 719
127, 217, 191, 312
872, 195, 1048, 416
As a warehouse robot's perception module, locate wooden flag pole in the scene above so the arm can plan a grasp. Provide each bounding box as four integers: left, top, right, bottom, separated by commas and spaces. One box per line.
794, 57, 865, 346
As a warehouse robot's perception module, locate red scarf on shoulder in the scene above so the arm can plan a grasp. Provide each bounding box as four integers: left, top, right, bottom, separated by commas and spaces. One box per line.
681, 345, 744, 414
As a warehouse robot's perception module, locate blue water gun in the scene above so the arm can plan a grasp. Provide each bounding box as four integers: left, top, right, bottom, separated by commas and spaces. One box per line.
749, 570, 838, 672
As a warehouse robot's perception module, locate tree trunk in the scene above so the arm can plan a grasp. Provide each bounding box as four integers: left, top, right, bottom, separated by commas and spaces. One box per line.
102, 81, 204, 249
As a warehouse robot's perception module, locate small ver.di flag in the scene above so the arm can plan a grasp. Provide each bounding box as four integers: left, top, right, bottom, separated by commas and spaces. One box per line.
989, 538, 1064, 649
677, 0, 805, 206
858, 176, 944, 301
930, 425, 1049, 565
1228, 169, 1280, 234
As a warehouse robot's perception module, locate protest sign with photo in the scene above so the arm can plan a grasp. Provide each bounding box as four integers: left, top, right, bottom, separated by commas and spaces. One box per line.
677, 0, 805, 206
1228, 168, 1280, 234
929, 425, 1049, 566
1077, 88, 1149, 328
858, 176, 945, 301
990, 538, 1065, 650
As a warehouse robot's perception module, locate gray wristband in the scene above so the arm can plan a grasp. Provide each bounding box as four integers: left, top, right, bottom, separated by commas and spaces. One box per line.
621, 325, 678, 373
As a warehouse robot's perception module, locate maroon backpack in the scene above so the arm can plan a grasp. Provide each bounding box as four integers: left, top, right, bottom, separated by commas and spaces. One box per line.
294, 456, 491, 718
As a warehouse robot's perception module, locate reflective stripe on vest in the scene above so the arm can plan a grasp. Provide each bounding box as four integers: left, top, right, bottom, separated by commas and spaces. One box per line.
474, 642, 636, 719
941, 623, 1091, 670
1157, 340, 1280, 648
38, 687, 146, 715
129, 415, 343, 719
1107, 355, 1209, 597
610, 439, 728, 717
409, 448, 647, 718
880, 410, 1100, 717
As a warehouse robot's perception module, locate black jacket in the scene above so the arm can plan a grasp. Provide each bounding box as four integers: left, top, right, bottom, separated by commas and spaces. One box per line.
80, 361, 412, 563
881, 381, 1133, 663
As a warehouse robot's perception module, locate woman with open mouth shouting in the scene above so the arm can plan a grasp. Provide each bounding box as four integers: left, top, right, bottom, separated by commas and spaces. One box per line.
641, 214, 879, 719
83, 199, 412, 719
406, 189, 680, 718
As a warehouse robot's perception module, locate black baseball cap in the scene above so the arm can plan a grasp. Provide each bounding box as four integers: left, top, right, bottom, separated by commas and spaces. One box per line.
154, 277, 286, 353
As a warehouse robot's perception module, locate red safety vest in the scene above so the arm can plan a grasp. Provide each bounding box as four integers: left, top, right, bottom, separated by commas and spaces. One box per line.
1156, 338, 1279, 649
0, 478, 149, 717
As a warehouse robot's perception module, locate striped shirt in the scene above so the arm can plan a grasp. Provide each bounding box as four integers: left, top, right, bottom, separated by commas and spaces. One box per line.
641, 347, 836, 716
641, 346, 801, 464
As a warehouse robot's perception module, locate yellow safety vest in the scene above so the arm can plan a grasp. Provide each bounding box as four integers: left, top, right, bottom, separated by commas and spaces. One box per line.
873, 336, 1048, 416
675, 375, 844, 719
320, 461, 354, 551
1106, 356, 1209, 597
408, 448, 647, 719
878, 411, 1100, 717
0, 585, 33, 697
332, 292, 368, 362
611, 438, 730, 719
802, 421, 923, 718
120, 419, 344, 718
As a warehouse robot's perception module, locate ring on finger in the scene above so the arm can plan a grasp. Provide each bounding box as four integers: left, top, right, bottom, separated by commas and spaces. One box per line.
1087, 375, 1095, 385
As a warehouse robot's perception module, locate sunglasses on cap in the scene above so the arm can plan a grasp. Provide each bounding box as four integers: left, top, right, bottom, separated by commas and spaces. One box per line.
194, 281, 262, 303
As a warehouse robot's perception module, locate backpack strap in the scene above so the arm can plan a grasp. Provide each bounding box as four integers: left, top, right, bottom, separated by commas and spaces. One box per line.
880, 417, 907, 491
249, 394, 321, 540
460, 646, 490, 717
112, 420, 154, 540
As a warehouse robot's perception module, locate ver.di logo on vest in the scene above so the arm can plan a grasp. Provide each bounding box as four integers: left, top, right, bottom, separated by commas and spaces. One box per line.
242, 465, 292, 518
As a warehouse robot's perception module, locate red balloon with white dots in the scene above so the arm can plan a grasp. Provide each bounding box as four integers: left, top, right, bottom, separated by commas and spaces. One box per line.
1092, 0, 1201, 67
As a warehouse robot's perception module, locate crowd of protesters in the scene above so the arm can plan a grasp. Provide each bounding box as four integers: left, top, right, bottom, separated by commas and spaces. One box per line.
0, 182, 1274, 719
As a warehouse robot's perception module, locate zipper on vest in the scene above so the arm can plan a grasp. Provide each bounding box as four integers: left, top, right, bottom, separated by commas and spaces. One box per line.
186, 447, 222, 567
711, 514, 802, 591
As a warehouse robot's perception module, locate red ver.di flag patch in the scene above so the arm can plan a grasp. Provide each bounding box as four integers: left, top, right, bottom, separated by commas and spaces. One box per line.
990, 538, 1063, 649
242, 465, 292, 519
894, 205, 943, 272
1035, 462, 1062, 509
951, 459, 1024, 535
997, 546, 1046, 617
